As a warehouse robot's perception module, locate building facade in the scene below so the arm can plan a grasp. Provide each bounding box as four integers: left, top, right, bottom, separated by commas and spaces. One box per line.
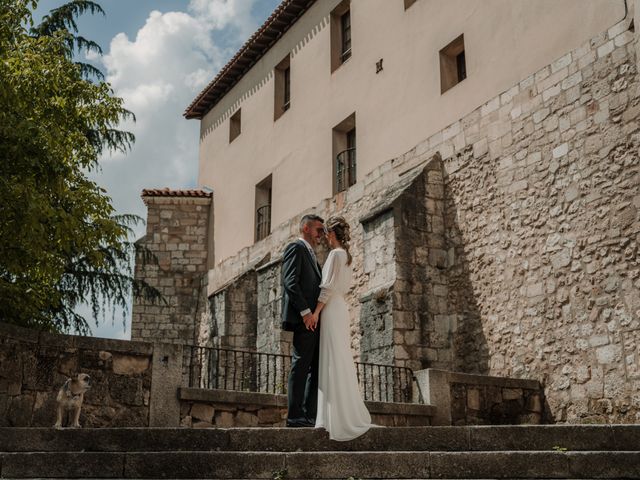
133, 0, 640, 423
186, 0, 623, 264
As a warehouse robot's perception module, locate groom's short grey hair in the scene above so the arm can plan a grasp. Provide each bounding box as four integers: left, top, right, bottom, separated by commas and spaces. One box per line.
299, 214, 324, 231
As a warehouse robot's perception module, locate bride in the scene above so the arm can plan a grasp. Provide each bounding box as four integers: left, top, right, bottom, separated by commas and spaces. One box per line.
311, 216, 372, 441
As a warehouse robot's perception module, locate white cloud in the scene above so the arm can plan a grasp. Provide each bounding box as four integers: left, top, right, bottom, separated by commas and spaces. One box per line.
86, 1, 264, 339
188, 0, 258, 38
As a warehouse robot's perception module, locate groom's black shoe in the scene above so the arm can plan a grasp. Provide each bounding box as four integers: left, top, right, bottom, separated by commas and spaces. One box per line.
286, 418, 314, 427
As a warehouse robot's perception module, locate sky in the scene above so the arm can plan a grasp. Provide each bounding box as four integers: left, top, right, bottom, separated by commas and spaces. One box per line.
33, 0, 281, 339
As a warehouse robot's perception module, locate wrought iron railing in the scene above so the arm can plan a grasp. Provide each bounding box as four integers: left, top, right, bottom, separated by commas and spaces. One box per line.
355, 361, 417, 403
188, 346, 422, 403
189, 346, 290, 394
256, 204, 271, 241
336, 147, 356, 193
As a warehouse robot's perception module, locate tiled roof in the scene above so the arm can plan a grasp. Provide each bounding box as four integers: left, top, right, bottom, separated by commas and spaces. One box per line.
184, 0, 316, 120
141, 188, 212, 198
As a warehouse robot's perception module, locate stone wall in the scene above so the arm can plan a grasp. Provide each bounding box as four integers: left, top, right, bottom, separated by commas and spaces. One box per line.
427, 18, 639, 423
132, 190, 212, 347
256, 260, 293, 356
417, 369, 545, 426
179, 387, 435, 428
210, 271, 258, 349
0, 323, 153, 427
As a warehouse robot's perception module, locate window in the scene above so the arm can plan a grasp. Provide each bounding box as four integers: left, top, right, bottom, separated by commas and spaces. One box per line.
404, 0, 417, 9
229, 109, 241, 142
341, 11, 351, 62
333, 113, 356, 194
439, 34, 466, 93
255, 175, 272, 242
330, 1, 351, 72
274, 55, 291, 121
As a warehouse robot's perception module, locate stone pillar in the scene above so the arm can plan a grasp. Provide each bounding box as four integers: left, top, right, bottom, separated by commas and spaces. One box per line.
359, 209, 396, 365
358, 157, 455, 371
131, 189, 212, 347
149, 342, 183, 426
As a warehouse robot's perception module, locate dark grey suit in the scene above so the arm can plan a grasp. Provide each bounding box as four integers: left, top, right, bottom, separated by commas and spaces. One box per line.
281, 239, 321, 423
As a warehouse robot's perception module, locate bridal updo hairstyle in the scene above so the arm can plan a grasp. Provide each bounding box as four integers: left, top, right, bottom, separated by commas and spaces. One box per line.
326, 216, 353, 265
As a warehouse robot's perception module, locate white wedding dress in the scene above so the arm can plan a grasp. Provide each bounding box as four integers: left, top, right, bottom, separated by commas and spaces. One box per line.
315, 248, 372, 441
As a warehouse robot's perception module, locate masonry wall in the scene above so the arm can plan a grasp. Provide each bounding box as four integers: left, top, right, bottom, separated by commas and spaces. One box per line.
210, 271, 258, 350
0, 323, 152, 427
256, 261, 293, 356
132, 194, 212, 346
412, 20, 640, 423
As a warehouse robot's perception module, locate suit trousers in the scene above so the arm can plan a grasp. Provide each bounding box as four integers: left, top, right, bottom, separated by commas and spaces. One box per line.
287, 323, 320, 421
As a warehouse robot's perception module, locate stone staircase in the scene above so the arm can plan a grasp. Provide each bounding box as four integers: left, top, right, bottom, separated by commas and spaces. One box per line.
1, 425, 639, 479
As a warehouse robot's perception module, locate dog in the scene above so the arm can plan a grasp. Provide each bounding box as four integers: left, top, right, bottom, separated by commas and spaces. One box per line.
54, 373, 91, 428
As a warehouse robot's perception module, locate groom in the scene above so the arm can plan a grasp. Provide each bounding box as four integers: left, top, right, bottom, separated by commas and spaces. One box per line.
281, 214, 325, 427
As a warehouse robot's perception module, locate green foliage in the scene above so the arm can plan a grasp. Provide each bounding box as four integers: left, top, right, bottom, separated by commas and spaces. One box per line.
0, 0, 161, 334
31, 0, 105, 79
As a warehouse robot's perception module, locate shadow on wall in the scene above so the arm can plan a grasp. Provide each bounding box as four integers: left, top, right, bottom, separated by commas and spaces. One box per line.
443, 149, 490, 375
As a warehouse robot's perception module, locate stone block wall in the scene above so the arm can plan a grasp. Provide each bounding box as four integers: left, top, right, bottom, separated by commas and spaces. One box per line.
210, 271, 258, 349
399, 18, 639, 423
417, 369, 544, 426
132, 190, 212, 346
179, 387, 435, 428
256, 260, 293, 356
0, 323, 153, 427
359, 209, 396, 365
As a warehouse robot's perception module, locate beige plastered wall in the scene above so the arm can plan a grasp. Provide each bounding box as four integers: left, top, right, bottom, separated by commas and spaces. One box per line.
196, 0, 625, 264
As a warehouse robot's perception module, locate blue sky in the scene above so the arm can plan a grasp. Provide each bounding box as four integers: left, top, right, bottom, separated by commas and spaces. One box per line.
33, 0, 281, 339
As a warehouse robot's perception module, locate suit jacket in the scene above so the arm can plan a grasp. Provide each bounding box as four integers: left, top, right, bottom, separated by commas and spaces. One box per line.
281, 240, 322, 331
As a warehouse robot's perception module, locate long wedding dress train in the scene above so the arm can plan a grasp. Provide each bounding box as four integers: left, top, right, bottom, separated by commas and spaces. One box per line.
315, 248, 371, 441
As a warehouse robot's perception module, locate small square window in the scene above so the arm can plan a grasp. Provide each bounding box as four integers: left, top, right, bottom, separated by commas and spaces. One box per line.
440, 34, 466, 94
229, 109, 241, 143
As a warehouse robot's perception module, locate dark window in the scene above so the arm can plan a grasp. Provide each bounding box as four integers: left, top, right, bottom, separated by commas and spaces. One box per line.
341, 11, 352, 62
456, 51, 466, 82
330, 1, 351, 72
333, 113, 356, 194
229, 109, 241, 142
274, 55, 291, 120
283, 67, 291, 111
439, 34, 466, 93
255, 175, 272, 242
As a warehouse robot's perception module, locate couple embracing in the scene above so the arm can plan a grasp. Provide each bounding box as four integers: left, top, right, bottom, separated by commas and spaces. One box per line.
281, 214, 371, 441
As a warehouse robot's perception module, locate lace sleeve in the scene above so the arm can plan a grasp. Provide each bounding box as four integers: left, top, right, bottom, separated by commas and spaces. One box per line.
318, 250, 342, 303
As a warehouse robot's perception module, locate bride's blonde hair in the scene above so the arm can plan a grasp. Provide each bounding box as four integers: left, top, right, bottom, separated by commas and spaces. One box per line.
326, 216, 352, 265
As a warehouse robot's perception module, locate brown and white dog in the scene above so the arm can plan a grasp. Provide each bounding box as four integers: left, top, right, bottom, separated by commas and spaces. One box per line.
54, 373, 91, 428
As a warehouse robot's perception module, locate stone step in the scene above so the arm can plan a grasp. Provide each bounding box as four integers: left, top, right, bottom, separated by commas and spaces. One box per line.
1, 425, 639, 453
1, 450, 639, 479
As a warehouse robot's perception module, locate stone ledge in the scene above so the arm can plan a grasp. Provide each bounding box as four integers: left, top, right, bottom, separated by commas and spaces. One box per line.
179, 387, 434, 417
0, 322, 154, 355
445, 370, 541, 390
365, 400, 435, 417
179, 387, 286, 408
